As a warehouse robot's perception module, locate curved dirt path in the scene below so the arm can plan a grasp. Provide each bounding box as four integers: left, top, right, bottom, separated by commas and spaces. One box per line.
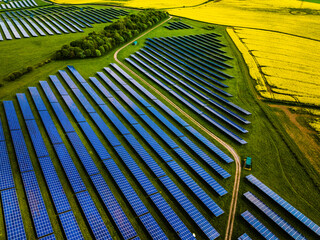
114, 17, 241, 240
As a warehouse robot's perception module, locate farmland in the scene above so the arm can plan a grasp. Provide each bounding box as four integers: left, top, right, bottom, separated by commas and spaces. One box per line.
0, 0, 320, 240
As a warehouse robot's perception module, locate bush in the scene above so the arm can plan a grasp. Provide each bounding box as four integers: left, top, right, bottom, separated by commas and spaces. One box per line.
55, 10, 169, 60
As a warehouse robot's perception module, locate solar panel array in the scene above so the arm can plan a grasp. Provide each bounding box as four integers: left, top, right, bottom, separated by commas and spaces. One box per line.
0, 0, 37, 11
244, 191, 306, 240
0, 6, 128, 40
124, 33, 251, 144
241, 210, 279, 240
238, 233, 252, 240
246, 174, 320, 236
165, 21, 193, 30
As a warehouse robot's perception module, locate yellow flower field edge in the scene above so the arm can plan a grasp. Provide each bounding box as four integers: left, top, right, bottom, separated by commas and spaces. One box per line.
226, 27, 272, 99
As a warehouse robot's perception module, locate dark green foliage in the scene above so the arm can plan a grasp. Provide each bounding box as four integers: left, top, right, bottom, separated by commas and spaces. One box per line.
55, 10, 169, 60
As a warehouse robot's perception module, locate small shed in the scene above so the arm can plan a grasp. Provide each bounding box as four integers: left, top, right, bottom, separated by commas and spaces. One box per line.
132, 41, 138, 46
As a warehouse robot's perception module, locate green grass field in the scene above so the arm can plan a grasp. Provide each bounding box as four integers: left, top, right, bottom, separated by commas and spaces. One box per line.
0, 5, 319, 240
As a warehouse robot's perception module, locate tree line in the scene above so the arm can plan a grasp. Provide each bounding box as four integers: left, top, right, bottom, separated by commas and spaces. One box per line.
55, 10, 169, 60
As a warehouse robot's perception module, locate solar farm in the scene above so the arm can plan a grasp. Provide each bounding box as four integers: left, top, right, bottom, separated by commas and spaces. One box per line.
0, 1, 320, 240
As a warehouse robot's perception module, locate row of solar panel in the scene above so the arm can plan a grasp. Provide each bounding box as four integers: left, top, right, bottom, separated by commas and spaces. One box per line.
3, 101, 55, 239
126, 56, 247, 144
110, 62, 235, 163
93, 69, 226, 216
130, 53, 249, 132
49, 72, 171, 239
0, 8, 125, 40
63, 65, 223, 239
165, 21, 193, 30
246, 174, 320, 237
0, 0, 37, 10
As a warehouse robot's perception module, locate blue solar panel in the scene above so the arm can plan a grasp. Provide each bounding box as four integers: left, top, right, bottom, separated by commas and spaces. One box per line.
150, 193, 194, 239
91, 174, 138, 239
174, 148, 227, 196
59, 211, 84, 240
0, 141, 15, 190
53, 143, 86, 193
72, 88, 97, 113
81, 82, 105, 105
61, 95, 86, 123
139, 114, 178, 149
1, 188, 26, 240
39, 111, 63, 144
10, 130, 34, 173
244, 191, 306, 240
90, 77, 114, 98
179, 136, 230, 179
108, 97, 138, 125
238, 233, 252, 240
114, 144, 158, 195
139, 213, 167, 240
160, 176, 220, 239
186, 126, 234, 163
166, 161, 223, 217
241, 210, 278, 240
103, 159, 148, 216
59, 70, 79, 89
98, 104, 130, 135
66, 131, 99, 176
67, 65, 86, 83
246, 174, 320, 236
96, 72, 120, 92
16, 93, 34, 120
22, 171, 54, 238
29, 87, 48, 111
38, 156, 71, 214
51, 102, 75, 133
25, 120, 49, 158
76, 191, 111, 240
89, 112, 121, 147
3, 101, 21, 131
117, 91, 145, 115
40, 81, 59, 103
78, 122, 111, 160
0, 118, 4, 141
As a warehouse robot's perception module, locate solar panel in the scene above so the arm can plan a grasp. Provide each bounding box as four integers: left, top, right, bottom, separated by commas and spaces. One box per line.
25, 120, 49, 158
150, 193, 194, 239
89, 112, 121, 147
75, 123, 107, 158
246, 174, 320, 236
238, 233, 252, 240
59, 211, 84, 240
59, 70, 79, 89
179, 136, 230, 179
81, 82, 105, 105
3, 101, 21, 131
244, 191, 306, 240
40, 81, 59, 103
22, 171, 54, 238
174, 148, 227, 196
160, 176, 220, 239
53, 143, 86, 193
76, 191, 111, 240
66, 131, 99, 176
108, 97, 138, 125
114, 144, 158, 195
90, 77, 114, 98
67, 65, 86, 83
0, 118, 4, 141
186, 126, 234, 163
139, 213, 167, 240
28, 87, 48, 111
91, 174, 137, 239
72, 88, 96, 113
16, 93, 34, 120
50, 102, 75, 133
38, 111, 63, 144
61, 95, 86, 123
10, 130, 34, 173
103, 159, 148, 216
38, 156, 71, 213
0, 142, 15, 190
40, 234, 56, 240
1, 188, 26, 240
241, 210, 279, 240
167, 161, 224, 217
